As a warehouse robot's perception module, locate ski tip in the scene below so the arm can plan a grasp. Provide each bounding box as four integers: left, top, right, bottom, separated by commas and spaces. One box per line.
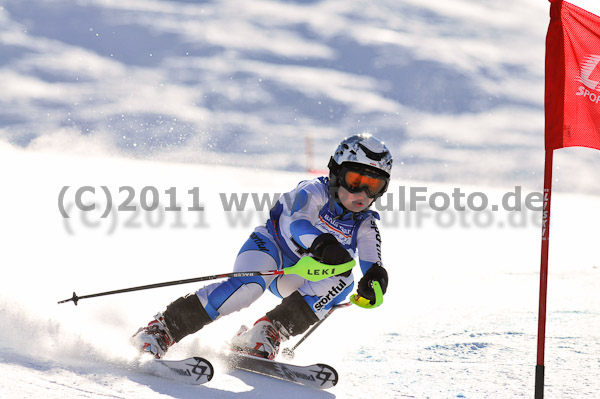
154, 356, 214, 385
193, 356, 214, 383
314, 363, 339, 388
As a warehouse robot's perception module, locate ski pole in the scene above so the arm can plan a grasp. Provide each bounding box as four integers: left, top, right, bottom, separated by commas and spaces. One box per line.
282, 302, 352, 359
58, 257, 355, 306
281, 281, 384, 358
58, 269, 283, 306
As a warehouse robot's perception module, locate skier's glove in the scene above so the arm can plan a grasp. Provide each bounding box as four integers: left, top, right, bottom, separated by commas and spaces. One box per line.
357, 263, 388, 304
309, 233, 352, 266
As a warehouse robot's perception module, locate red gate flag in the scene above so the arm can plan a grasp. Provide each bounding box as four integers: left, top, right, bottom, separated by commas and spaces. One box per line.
538, 2, 600, 397
546, 0, 600, 150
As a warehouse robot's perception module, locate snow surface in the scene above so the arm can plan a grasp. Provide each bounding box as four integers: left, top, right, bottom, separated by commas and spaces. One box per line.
1, 0, 600, 398
1, 144, 599, 398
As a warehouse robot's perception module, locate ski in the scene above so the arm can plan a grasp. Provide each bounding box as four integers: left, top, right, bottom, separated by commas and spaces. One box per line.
149, 356, 214, 385
227, 352, 339, 389
143, 353, 337, 389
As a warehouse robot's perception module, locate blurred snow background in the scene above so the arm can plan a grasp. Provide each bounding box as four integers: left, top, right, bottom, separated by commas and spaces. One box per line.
3, 0, 600, 192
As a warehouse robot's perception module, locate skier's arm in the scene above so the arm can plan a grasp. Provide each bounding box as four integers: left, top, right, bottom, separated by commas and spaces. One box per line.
356, 218, 389, 302
290, 214, 352, 266
290, 219, 321, 250
286, 184, 351, 266
286, 183, 326, 250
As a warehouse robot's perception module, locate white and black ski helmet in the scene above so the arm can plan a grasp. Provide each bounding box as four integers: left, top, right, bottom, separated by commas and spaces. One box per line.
328, 133, 393, 200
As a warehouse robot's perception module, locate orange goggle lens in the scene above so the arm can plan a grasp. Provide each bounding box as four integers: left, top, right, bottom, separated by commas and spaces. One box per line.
343, 170, 387, 197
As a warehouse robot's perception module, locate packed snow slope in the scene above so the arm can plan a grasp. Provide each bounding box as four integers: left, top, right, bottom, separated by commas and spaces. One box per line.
2, 0, 600, 193
1, 143, 599, 398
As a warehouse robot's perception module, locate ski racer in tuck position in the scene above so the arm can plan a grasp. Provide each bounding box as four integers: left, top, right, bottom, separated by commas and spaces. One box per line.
133, 133, 393, 360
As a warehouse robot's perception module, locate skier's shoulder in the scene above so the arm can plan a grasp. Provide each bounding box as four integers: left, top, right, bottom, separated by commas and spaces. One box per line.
355, 209, 382, 236
355, 208, 381, 223
276, 176, 329, 216
291, 176, 330, 201
295, 175, 329, 192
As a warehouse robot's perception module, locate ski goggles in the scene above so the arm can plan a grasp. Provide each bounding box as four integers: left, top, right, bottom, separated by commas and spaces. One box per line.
339, 167, 389, 198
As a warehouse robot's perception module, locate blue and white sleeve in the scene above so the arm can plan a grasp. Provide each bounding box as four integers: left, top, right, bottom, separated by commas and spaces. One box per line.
356, 217, 384, 274
284, 182, 328, 251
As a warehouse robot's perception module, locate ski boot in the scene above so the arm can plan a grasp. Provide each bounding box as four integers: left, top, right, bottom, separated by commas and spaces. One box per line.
231, 316, 282, 360
132, 313, 174, 359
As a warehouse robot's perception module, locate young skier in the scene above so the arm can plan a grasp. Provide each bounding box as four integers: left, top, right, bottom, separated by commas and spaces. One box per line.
133, 133, 392, 360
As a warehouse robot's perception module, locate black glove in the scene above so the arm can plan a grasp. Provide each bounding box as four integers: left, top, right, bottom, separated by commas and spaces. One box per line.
309, 233, 352, 266
357, 263, 388, 304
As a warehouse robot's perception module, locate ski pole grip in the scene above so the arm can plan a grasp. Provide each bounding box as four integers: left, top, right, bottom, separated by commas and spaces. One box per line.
349, 281, 383, 309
